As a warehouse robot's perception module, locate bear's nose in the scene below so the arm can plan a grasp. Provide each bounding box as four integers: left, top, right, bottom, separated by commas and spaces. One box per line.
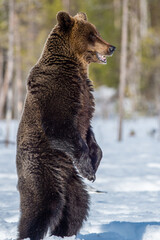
108, 46, 116, 54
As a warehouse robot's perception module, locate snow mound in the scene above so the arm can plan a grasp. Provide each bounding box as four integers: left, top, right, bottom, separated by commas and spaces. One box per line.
143, 225, 160, 240
79, 222, 160, 240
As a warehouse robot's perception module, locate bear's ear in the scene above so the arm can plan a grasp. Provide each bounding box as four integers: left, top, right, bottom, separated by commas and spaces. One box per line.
76, 12, 88, 21
57, 11, 74, 30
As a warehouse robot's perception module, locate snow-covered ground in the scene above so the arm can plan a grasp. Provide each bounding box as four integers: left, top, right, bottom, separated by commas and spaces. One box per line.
0, 118, 160, 240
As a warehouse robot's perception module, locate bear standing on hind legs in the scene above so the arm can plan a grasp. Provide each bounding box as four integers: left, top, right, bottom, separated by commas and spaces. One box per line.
16, 11, 116, 240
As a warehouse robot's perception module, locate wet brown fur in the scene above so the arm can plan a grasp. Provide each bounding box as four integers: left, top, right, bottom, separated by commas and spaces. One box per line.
16, 11, 115, 240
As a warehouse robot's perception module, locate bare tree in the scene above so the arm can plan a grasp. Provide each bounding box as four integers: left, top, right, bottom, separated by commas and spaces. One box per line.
0, 1, 15, 120
5, 0, 15, 146
118, 0, 129, 141
14, 12, 23, 119
140, 0, 148, 39
127, 0, 141, 113
62, 0, 70, 12
113, 0, 121, 29
0, 48, 4, 90
154, 71, 160, 139
0, 63, 8, 119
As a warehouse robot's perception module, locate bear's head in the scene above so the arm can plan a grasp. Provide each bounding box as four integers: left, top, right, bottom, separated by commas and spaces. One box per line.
56, 11, 116, 65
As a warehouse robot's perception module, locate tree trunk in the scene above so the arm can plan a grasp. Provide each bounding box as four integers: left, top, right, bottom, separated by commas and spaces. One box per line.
113, 0, 121, 29
140, 0, 148, 39
0, 63, 8, 119
14, 13, 23, 119
118, 0, 128, 141
127, 0, 141, 113
62, 0, 70, 13
155, 71, 160, 139
5, 0, 15, 146
0, 48, 3, 90
27, 0, 35, 70
0, 0, 15, 120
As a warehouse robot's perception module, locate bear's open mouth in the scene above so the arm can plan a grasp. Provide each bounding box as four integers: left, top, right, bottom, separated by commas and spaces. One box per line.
96, 53, 107, 64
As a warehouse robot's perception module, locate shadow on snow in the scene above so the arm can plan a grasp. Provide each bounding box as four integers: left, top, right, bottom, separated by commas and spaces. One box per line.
78, 221, 160, 240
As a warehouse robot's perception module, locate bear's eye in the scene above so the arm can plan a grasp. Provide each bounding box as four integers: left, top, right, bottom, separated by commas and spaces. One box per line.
89, 32, 96, 42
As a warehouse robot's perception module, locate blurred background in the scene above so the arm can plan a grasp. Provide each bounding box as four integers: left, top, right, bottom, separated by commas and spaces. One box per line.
0, 0, 160, 142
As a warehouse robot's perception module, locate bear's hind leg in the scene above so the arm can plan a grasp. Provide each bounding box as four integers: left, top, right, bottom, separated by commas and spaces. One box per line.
18, 178, 65, 240
51, 175, 89, 237
18, 206, 51, 240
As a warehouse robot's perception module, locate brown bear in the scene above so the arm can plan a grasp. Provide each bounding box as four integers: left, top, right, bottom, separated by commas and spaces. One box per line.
16, 11, 115, 240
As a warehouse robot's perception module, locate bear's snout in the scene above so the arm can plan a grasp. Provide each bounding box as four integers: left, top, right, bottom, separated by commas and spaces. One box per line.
108, 45, 116, 55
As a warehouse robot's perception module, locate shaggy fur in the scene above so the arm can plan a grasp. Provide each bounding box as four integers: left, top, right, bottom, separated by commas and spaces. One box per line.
16, 11, 115, 240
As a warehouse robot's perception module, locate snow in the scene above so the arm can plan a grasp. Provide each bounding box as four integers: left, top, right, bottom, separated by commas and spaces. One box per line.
0, 117, 160, 240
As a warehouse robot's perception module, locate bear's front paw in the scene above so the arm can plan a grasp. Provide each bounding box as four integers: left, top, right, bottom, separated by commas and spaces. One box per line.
75, 157, 96, 182
89, 143, 103, 173
74, 139, 96, 181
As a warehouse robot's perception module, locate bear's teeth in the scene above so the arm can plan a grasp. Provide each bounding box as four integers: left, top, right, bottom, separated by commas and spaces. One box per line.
97, 53, 107, 64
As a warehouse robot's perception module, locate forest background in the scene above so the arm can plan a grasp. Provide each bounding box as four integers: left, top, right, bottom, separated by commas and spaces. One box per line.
0, 0, 160, 141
